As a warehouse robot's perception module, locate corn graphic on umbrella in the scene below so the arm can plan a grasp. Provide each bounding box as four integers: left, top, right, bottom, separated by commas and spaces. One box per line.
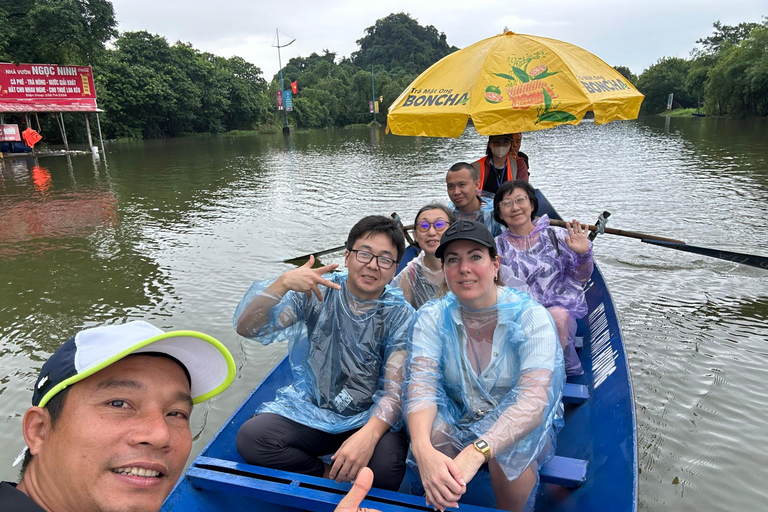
387, 31, 644, 137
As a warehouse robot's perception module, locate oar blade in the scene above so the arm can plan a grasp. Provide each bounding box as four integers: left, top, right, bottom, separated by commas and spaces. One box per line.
642, 239, 768, 270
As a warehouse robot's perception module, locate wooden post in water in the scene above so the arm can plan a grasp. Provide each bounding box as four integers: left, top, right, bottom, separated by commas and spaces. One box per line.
95, 112, 106, 160
57, 113, 70, 152
25, 113, 35, 157
84, 114, 95, 153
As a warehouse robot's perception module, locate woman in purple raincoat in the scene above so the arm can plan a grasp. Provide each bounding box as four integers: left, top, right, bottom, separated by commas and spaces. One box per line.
493, 181, 593, 376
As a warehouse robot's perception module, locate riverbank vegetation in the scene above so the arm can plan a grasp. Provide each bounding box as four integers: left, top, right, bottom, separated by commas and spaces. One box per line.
1, 2, 765, 143
636, 19, 768, 116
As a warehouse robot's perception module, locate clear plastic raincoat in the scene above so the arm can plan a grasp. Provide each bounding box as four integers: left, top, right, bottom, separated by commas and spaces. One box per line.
451, 196, 506, 237
405, 286, 564, 481
234, 272, 415, 433
391, 251, 444, 310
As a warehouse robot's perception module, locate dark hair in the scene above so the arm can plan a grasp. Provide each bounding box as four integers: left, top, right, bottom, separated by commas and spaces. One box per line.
447, 161, 479, 182
412, 203, 456, 250
20, 386, 71, 476
493, 180, 539, 225
413, 203, 456, 228
346, 215, 406, 261
485, 133, 519, 158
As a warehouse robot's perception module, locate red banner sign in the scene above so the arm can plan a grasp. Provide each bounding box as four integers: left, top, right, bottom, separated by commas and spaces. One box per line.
0, 63, 99, 112
0, 124, 20, 141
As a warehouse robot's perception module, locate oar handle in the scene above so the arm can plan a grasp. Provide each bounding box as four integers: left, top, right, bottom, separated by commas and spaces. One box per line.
547, 218, 686, 244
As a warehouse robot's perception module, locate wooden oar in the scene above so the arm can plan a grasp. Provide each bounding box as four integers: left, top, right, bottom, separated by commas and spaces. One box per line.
641, 239, 768, 270
548, 218, 767, 270
284, 216, 415, 266
548, 218, 685, 244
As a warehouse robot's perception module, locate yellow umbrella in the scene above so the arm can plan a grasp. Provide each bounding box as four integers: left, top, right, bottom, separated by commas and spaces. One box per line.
387, 31, 644, 137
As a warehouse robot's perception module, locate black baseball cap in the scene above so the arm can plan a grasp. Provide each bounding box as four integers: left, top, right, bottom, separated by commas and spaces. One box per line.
435, 219, 495, 259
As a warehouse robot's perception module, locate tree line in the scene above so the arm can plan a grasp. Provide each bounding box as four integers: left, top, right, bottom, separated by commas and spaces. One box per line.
0, 3, 454, 141
630, 18, 768, 116
1, 2, 765, 144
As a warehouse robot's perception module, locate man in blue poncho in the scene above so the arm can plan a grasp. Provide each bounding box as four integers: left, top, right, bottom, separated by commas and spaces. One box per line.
446, 162, 505, 237
233, 215, 415, 491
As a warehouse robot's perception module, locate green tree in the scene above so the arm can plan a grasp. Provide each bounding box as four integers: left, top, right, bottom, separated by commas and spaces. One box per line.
222, 56, 271, 130
352, 13, 456, 74
695, 20, 762, 55
637, 57, 695, 113
0, 0, 116, 64
684, 54, 717, 110
704, 21, 768, 116
95, 31, 272, 138
613, 65, 638, 85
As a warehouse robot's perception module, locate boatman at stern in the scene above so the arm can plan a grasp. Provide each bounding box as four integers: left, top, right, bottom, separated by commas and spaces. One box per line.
234, 215, 415, 491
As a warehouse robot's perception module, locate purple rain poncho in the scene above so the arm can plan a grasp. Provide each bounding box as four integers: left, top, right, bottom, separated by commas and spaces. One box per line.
391, 251, 444, 310
495, 215, 593, 376
405, 286, 565, 481
495, 215, 593, 315
451, 196, 506, 237
233, 271, 415, 433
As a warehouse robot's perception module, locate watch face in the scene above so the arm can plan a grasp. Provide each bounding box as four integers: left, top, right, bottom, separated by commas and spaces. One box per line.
475, 439, 489, 450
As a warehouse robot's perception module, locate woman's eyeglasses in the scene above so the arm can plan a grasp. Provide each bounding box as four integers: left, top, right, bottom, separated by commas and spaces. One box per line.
349, 250, 396, 269
416, 220, 449, 232
500, 197, 528, 209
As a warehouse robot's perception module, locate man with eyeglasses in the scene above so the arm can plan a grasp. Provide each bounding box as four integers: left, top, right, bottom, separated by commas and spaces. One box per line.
446, 161, 506, 236
233, 215, 415, 492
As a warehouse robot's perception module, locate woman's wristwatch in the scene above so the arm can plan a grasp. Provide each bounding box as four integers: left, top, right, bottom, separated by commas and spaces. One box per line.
472, 438, 492, 462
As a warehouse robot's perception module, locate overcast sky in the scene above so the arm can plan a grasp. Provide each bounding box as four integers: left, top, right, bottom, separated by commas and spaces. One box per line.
111, 0, 765, 80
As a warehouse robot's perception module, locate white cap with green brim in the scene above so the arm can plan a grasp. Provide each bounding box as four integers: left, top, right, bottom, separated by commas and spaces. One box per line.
32, 320, 236, 408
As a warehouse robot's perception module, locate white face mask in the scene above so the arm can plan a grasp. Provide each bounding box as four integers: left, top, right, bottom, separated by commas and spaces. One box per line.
492, 145, 510, 159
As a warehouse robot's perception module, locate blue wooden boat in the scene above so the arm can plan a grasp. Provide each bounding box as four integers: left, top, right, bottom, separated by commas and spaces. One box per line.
162, 190, 637, 512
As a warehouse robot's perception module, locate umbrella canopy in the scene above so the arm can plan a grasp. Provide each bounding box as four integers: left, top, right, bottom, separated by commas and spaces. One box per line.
387, 32, 644, 137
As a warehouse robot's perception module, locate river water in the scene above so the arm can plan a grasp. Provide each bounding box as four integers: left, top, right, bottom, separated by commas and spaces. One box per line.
1, 117, 766, 511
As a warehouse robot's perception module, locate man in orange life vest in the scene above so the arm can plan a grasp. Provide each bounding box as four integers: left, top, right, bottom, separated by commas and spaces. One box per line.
471, 133, 529, 194
445, 162, 504, 237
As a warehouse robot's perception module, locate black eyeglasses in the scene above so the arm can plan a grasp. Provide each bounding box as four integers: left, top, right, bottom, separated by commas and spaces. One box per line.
416, 220, 449, 232
349, 250, 397, 269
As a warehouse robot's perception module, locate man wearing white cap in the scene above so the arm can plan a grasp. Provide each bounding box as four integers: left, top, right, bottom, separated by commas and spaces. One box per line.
1, 321, 236, 512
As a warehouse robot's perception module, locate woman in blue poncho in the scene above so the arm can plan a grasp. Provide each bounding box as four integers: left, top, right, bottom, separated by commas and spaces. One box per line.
405, 220, 564, 512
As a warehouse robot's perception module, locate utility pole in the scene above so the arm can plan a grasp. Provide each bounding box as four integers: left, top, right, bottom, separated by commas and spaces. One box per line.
273, 28, 295, 135
371, 63, 376, 125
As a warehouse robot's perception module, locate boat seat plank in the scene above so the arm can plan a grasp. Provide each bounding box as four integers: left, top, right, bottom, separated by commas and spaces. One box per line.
562, 383, 589, 404
539, 456, 588, 488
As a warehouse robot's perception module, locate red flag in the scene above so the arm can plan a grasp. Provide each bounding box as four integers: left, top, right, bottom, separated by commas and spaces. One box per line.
291, 81, 298, 95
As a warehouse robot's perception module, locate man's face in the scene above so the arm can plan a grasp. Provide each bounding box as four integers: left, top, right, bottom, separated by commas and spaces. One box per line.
344, 232, 398, 301
446, 168, 480, 210
29, 355, 193, 512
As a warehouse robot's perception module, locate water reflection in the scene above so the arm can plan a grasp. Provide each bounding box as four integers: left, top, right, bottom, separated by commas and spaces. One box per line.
0, 119, 766, 512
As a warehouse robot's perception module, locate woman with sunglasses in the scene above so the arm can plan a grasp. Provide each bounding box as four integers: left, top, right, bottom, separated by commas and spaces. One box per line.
392, 203, 455, 309
405, 219, 563, 512
493, 180, 593, 376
